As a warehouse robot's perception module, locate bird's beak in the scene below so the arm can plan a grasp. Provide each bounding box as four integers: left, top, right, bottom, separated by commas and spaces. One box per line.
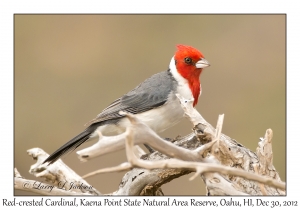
195, 58, 210, 69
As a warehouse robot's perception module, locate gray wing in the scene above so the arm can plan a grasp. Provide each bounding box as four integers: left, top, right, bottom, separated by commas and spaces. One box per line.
85, 70, 175, 126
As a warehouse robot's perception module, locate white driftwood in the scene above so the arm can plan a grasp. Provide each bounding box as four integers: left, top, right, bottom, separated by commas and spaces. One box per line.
14, 95, 286, 196
82, 113, 285, 195
77, 119, 205, 162
14, 168, 91, 196
14, 148, 100, 195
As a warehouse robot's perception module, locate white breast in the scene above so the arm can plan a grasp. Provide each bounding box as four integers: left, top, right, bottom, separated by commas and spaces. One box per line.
132, 92, 184, 132
96, 91, 184, 135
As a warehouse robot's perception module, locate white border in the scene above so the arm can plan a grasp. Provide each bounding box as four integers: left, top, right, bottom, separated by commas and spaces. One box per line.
1, 0, 299, 209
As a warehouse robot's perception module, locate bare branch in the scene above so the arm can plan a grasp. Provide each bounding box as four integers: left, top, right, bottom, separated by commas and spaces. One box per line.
83, 114, 285, 195
16, 148, 101, 195
77, 114, 204, 162
14, 168, 91, 196
15, 95, 285, 196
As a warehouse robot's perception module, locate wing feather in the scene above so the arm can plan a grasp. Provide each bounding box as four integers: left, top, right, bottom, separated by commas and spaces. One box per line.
85, 70, 175, 126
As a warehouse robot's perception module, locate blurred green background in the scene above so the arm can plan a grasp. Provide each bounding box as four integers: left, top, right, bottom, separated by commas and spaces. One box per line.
14, 15, 285, 195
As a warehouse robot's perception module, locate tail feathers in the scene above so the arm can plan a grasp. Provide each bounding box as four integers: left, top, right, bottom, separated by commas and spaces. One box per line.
43, 127, 96, 165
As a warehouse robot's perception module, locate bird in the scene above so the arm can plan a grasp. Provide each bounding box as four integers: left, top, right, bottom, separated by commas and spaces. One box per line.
43, 44, 210, 165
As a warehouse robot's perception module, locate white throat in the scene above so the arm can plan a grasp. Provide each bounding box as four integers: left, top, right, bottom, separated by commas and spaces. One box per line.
169, 56, 201, 101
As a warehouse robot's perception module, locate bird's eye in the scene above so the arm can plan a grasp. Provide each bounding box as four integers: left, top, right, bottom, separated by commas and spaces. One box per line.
184, 57, 192, 64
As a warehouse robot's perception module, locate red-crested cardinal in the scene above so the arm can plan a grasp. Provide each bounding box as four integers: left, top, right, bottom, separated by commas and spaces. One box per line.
44, 45, 210, 164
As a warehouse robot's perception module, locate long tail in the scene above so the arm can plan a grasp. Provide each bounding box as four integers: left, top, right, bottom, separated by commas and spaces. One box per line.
43, 123, 99, 165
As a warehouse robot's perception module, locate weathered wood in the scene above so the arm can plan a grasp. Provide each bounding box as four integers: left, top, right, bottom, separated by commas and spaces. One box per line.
14, 97, 285, 196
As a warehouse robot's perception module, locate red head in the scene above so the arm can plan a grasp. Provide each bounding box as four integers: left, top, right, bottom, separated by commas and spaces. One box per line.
174, 44, 210, 106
